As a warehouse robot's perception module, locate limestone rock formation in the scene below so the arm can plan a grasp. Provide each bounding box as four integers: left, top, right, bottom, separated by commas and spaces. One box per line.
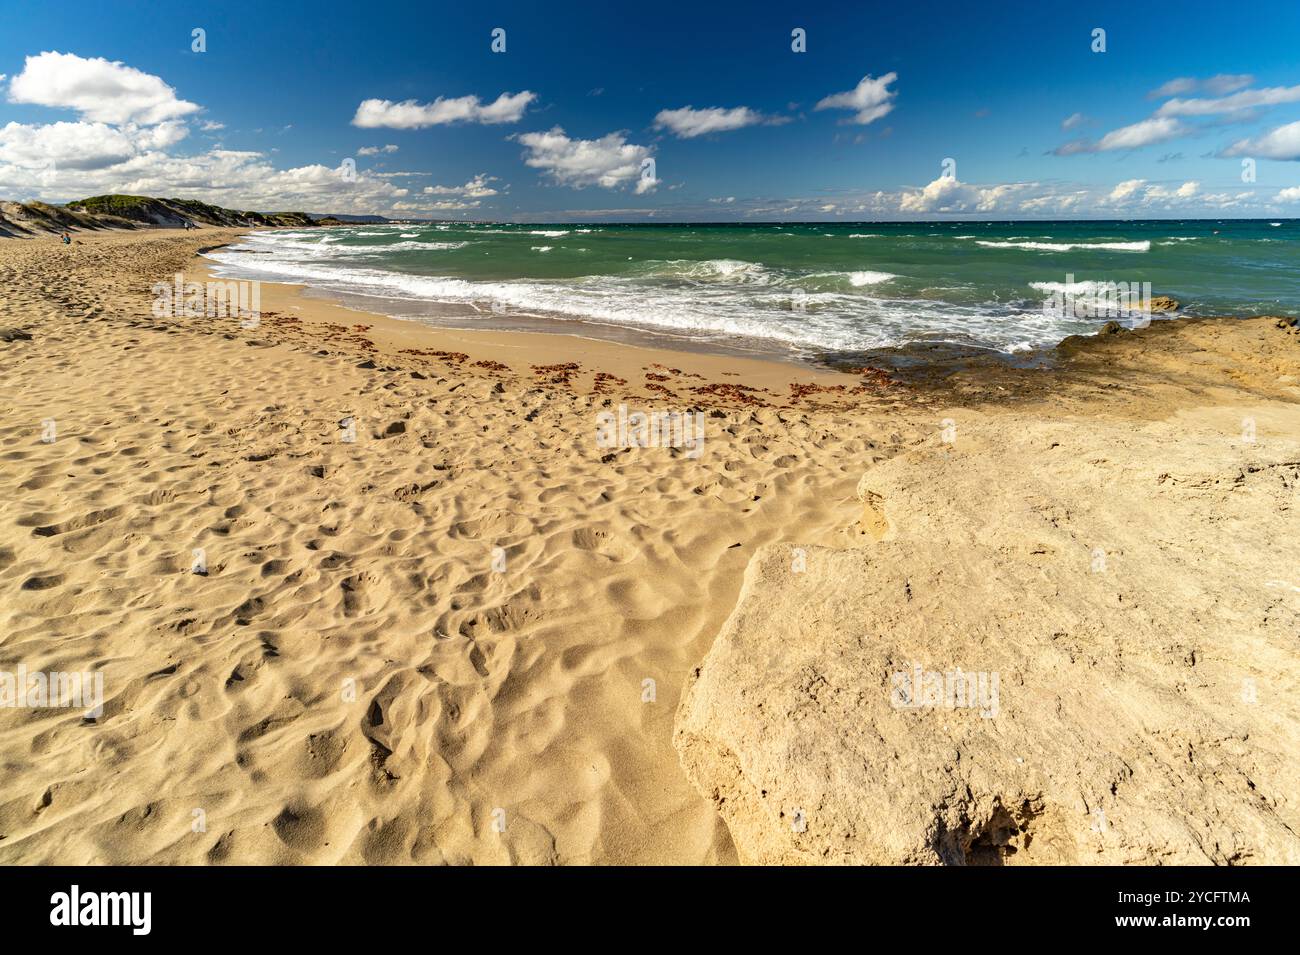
675, 415, 1300, 864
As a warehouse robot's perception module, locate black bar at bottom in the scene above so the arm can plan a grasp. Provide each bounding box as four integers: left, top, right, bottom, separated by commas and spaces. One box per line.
0, 865, 1281, 940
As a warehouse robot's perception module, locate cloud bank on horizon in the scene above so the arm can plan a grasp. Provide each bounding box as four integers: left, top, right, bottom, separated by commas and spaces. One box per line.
1, 1, 1299, 221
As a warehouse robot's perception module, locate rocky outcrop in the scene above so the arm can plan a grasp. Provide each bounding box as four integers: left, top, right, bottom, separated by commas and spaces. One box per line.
675, 414, 1300, 864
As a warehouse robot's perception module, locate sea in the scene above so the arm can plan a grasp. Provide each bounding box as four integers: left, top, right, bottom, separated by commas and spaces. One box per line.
205, 219, 1299, 362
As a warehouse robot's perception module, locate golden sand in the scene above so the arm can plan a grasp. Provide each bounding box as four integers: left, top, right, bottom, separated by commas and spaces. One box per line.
1, 228, 1297, 864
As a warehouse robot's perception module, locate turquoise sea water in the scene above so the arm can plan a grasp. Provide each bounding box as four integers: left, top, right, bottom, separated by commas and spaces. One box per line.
207, 220, 1299, 359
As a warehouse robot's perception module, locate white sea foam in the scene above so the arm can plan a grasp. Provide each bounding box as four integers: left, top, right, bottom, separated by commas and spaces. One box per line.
683, 259, 766, 279
977, 240, 1151, 252
1029, 280, 1153, 319
386, 240, 469, 251
224, 234, 380, 260
633, 259, 776, 285
803, 270, 898, 287
977, 240, 1149, 252
1030, 280, 1118, 295
531, 245, 553, 252
847, 270, 897, 286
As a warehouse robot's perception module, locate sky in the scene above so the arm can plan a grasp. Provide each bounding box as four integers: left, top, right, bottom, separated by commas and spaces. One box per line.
1, 0, 1299, 221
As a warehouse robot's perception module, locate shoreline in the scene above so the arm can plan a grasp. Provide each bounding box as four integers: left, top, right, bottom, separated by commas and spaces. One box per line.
198, 227, 1293, 390
193, 231, 1300, 414
196, 242, 861, 399
209, 246, 836, 368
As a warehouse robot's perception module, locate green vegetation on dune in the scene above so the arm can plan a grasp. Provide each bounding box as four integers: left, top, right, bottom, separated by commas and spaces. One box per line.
0, 194, 323, 235
0, 199, 107, 236
64, 194, 158, 219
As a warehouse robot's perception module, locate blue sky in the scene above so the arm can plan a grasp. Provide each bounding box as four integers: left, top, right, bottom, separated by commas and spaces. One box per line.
2, 0, 1299, 219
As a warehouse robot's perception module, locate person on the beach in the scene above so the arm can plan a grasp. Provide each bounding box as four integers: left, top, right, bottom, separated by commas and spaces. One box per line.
61, 233, 70, 244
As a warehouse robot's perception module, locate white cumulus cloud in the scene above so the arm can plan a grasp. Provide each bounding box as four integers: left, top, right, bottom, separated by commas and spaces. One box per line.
513, 126, 656, 193
0, 117, 189, 172
132, 120, 190, 151
1156, 84, 1300, 117
1148, 74, 1254, 100
1096, 116, 1188, 150
1224, 120, 1300, 160
0, 53, 492, 217
1108, 179, 1146, 201
899, 175, 1026, 214
352, 91, 536, 128
653, 105, 786, 138
0, 120, 134, 170
1144, 181, 1200, 199
423, 173, 498, 198
814, 73, 898, 125
1059, 117, 1188, 155
7, 51, 199, 125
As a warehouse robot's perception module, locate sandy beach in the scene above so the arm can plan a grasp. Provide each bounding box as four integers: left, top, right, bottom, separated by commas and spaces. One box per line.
2, 228, 1298, 865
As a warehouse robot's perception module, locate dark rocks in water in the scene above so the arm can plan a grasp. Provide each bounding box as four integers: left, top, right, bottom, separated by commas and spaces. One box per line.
1146, 296, 1180, 313
1056, 320, 1127, 353
816, 339, 1053, 381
